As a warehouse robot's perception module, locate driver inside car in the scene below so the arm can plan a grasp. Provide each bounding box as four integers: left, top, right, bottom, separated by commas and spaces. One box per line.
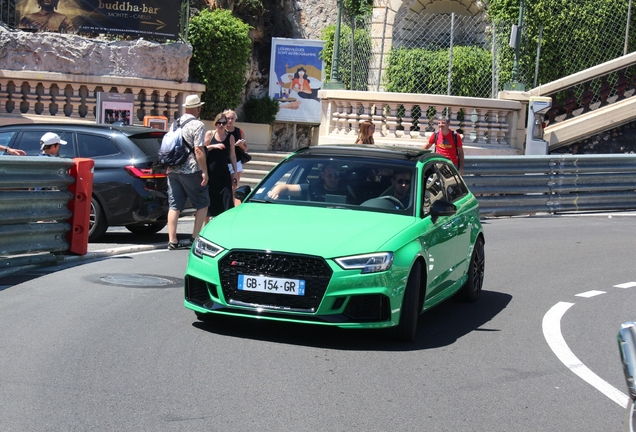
267, 163, 355, 203
390, 170, 412, 208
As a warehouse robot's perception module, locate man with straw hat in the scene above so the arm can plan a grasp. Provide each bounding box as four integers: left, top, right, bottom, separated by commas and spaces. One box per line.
166, 94, 210, 250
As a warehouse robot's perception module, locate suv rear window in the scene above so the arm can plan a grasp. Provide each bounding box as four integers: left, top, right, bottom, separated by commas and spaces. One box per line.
77, 133, 121, 158
128, 133, 165, 161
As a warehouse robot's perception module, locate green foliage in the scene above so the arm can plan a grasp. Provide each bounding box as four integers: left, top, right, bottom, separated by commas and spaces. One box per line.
488, 0, 633, 87
236, 0, 264, 16
243, 95, 280, 124
343, 0, 373, 16
320, 22, 372, 90
187, 9, 252, 120
384, 46, 492, 98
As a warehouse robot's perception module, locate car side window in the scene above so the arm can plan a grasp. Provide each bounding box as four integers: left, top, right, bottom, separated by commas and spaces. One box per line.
0, 131, 16, 151
77, 133, 121, 158
15, 131, 74, 157
421, 165, 445, 217
438, 162, 468, 202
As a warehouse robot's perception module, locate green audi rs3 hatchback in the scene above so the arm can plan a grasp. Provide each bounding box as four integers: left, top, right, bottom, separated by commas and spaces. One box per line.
184, 145, 485, 341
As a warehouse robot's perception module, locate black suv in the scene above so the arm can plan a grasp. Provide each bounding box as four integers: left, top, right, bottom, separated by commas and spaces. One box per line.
0, 123, 168, 241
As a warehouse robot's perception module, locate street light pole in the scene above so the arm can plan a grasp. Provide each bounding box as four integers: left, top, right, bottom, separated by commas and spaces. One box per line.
505, 0, 526, 91
324, 0, 345, 89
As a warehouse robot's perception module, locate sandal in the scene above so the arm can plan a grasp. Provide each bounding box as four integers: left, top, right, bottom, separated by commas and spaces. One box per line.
168, 239, 194, 250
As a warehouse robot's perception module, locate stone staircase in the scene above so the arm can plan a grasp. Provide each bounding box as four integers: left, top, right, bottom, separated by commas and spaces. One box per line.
238, 151, 290, 189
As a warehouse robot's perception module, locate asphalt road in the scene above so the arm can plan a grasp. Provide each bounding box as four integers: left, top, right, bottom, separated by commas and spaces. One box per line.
0, 214, 635, 431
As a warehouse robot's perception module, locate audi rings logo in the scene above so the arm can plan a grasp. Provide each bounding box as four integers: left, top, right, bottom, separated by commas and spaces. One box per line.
257, 255, 292, 273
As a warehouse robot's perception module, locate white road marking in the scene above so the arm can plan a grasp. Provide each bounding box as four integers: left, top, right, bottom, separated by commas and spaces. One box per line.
614, 282, 636, 289
575, 290, 606, 298
542, 301, 630, 408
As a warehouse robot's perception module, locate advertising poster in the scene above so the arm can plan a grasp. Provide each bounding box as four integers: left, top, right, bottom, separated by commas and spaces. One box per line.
269, 38, 325, 124
16, 0, 180, 39
96, 92, 134, 125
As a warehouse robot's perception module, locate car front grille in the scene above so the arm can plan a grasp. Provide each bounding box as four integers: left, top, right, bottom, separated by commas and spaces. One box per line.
219, 250, 333, 312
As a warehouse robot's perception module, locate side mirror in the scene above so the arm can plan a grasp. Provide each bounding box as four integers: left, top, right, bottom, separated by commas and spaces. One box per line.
234, 185, 251, 202
430, 200, 457, 217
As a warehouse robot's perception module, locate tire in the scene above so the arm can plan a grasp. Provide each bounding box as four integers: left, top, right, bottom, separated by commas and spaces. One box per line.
126, 221, 167, 235
391, 262, 421, 342
460, 236, 485, 302
88, 197, 108, 242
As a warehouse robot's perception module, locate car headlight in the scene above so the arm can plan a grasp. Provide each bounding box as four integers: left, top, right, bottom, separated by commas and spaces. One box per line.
192, 237, 224, 259
334, 252, 394, 274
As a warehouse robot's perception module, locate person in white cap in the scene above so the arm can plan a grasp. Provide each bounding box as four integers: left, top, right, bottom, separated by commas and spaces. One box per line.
166, 94, 210, 250
39, 132, 67, 157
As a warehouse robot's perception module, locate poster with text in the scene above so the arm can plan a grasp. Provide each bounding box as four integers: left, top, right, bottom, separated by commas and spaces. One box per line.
16, 0, 180, 39
269, 38, 325, 124
96, 92, 134, 125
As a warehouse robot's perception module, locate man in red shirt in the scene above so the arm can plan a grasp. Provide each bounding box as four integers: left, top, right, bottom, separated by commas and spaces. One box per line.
423, 116, 464, 175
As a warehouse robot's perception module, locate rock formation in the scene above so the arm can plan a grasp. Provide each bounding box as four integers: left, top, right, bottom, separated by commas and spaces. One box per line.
0, 29, 192, 82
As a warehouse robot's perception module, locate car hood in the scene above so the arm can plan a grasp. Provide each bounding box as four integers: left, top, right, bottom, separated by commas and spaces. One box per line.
201, 203, 417, 258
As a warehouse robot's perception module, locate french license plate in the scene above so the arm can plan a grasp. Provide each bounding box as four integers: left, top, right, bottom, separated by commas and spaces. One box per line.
238, 274, 305, 296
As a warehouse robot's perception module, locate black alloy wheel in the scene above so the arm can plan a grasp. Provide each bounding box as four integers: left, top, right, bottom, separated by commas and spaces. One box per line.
460, 236, 485, 302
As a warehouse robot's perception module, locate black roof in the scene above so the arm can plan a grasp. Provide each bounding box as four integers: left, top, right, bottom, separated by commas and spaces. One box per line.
0, 122, 162, 137
294, 144, 435, 162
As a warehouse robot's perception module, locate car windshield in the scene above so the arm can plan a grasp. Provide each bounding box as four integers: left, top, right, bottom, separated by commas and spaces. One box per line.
249, 155, 417, 216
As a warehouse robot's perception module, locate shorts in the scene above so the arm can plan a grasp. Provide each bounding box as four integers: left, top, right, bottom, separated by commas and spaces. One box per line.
228, 161, 243, 174
168, 171, 210, 211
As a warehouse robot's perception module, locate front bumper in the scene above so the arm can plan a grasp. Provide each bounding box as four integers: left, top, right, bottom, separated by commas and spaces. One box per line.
184, 249, 406, 329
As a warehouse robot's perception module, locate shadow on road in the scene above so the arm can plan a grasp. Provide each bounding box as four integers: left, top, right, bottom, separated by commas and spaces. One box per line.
191, 290, 512, 351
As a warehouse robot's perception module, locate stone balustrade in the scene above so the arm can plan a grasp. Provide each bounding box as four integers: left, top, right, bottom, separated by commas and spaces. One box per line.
318, 89, 525, 154
0, 70, 205, 124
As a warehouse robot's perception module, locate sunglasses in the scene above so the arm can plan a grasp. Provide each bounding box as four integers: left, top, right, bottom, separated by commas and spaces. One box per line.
395, 178, 411, 185
216, 121, 227, 126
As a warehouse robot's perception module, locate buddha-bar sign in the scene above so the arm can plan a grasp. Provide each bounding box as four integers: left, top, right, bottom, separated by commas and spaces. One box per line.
16, 0, 182, 39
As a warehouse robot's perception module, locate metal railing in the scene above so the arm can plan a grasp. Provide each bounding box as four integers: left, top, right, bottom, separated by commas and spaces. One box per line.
464, 154, 636, 216
2, 153, 634, 272
0, 156, 77, 267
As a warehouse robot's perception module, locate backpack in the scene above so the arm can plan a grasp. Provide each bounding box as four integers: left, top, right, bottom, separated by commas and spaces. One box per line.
158, 118, 194, 167
432, 131, 460, 168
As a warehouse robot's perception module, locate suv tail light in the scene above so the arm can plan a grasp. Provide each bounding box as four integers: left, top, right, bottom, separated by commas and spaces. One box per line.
124, 166, 166, 179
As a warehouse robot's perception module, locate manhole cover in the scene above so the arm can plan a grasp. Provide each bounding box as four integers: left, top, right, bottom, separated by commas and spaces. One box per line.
95, 274, 180, 288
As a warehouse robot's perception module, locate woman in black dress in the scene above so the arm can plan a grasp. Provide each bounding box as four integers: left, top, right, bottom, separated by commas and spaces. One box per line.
224, 109, 248, 206
205, 113, 238, 220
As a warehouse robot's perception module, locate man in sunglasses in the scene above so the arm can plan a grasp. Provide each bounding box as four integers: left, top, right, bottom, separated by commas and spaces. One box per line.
390, 170, 412, 208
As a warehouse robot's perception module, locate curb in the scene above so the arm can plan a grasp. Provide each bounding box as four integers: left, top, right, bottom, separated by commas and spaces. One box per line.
0, 244, 165, 279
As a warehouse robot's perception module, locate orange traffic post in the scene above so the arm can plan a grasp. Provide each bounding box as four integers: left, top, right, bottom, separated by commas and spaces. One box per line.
67, 158, 94, 255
